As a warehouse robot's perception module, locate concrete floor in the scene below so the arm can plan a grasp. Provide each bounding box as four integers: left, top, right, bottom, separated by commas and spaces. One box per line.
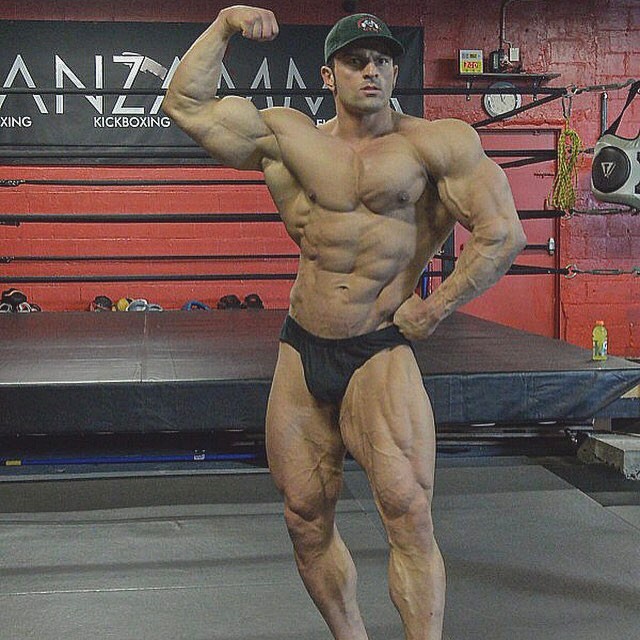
0, 455, 639, 640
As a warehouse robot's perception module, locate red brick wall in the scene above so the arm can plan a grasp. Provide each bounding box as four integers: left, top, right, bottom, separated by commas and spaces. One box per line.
420, 1, 639, 357
0, 165, 295, 310
0, 0, 638, 355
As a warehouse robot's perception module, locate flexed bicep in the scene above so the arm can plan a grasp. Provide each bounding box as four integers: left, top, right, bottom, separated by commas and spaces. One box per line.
161, 6, 280, 170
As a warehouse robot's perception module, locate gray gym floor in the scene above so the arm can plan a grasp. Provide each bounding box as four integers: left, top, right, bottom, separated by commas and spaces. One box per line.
0, 456, 639, 640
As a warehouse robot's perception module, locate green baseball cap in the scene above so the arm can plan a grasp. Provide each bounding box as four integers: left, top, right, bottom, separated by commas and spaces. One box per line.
324, 13, 405, 64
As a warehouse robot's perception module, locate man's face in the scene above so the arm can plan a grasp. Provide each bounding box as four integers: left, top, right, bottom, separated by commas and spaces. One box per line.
321, 42, 398, 115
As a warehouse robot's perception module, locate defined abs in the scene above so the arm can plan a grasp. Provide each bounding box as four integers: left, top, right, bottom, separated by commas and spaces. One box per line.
289, 270, 398, 338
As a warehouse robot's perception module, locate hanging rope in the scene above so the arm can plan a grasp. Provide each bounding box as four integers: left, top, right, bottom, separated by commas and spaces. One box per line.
548, 95, 583, 212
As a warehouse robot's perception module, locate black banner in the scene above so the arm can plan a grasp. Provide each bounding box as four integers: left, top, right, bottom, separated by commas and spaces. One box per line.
0, 21, 423, 164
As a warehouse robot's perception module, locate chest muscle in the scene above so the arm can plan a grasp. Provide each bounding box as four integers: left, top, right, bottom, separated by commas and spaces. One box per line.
275, 126, 428, 214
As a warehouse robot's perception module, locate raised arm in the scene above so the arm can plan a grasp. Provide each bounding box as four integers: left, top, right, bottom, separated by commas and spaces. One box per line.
162, 6, 280, 170
395, 119, 527, 340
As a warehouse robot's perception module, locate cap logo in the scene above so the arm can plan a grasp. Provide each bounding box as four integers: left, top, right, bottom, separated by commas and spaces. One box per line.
357, 17, 382, 32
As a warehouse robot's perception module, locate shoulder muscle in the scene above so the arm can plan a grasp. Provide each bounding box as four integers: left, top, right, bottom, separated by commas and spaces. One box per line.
417, 118, 485, 179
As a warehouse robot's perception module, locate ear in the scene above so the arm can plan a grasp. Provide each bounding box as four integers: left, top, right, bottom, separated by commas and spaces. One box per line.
393, 64, 399, 88
321, 65, 335, 93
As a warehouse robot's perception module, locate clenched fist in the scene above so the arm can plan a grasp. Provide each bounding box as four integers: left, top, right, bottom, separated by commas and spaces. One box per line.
393, 294, 444, 341
220, 5, 279, 41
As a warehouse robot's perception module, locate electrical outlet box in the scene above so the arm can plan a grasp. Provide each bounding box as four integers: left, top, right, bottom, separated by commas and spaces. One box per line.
509, 47, 520, 62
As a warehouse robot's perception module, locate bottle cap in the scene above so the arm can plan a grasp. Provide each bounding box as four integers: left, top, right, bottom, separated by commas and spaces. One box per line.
596, 320, 605, 326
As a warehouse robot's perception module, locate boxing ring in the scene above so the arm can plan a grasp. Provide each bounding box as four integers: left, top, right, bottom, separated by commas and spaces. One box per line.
1, 309, 638, 439
2, 78, 638, 441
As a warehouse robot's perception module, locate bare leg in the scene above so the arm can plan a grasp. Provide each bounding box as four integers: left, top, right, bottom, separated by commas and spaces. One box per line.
340, 345, 446, 640
266, 343, 369, 640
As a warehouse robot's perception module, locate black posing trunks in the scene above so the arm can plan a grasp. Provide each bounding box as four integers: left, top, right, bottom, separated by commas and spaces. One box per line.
279, 315, 414, 405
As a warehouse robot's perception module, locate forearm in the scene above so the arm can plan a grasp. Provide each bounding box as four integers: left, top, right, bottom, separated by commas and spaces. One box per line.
393, 221, 525, 340
163, 14, 233, 111
426, 224, 526, 322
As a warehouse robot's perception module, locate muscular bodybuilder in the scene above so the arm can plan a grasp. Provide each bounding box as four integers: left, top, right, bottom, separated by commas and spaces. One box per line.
163, 7, 526, 640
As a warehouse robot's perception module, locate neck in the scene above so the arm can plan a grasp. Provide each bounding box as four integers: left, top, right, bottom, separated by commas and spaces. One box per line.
332, 102, 395, 141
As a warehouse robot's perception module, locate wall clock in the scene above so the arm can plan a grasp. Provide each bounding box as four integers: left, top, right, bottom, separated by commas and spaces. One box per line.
482, 81, 522, 117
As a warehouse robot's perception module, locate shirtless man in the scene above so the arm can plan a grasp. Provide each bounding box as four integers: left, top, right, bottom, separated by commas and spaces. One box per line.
163, 7, 526, 639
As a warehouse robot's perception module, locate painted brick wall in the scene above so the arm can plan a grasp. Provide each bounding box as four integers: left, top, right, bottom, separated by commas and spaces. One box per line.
415, 0, 639, 357
0, 0, 638, 355
0, 165, 297, 311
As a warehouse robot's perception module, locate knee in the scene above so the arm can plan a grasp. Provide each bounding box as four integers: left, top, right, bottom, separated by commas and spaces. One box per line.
283, 494, 336, 556
376, 471, 432, 520
377, 480, 435, 549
